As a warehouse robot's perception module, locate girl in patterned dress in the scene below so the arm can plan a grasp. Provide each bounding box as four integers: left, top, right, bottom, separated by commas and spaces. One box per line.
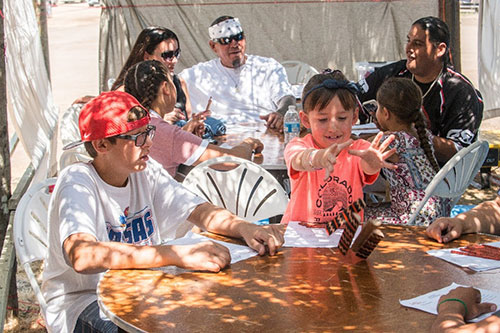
365, 77, 449, 225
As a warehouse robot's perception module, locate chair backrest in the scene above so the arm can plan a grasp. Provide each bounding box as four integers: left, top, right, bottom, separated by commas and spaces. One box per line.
13, 177, 57, 314
407, 140, 489, 225
281, 61, 319, 85
182, 156, 289, 222
59, 149, 92, 171
59, 103, 92, 171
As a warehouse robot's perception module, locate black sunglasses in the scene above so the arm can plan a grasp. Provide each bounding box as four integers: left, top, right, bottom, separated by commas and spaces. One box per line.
214, 32, 245, 45
160, 48, 181, 61
115, 125, 156, 147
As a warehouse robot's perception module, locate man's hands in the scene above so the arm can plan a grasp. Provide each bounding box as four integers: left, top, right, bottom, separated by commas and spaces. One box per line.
237, 223, 285, 256
437, 287, 497, 321
241, 137, 264, 154
260, 112, 284, 132
348, 131, 397, 175
230, 137, 264, 160
171, 241, 231, 272
426, 218, 464, 243
432, 287, 500, 332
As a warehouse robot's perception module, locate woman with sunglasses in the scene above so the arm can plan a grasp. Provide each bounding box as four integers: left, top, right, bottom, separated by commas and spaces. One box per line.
112, 26, 205, 135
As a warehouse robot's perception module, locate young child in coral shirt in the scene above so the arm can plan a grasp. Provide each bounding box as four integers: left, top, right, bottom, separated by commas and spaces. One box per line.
281, 70, 396, 225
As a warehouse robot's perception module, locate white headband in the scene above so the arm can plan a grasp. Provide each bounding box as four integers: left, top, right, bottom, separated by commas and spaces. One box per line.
208, 18, 243, 40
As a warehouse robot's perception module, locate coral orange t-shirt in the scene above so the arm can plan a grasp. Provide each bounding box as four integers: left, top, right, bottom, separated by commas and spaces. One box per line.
281, 134, 378, 224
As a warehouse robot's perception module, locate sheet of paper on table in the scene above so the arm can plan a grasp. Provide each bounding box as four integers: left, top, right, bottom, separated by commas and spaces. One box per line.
164, 231, 258, 264
352, 123, 379, 136
283, 221, 361, 248
427, 241, 500, 272
225, 123, 264, 134
400, 282, 500, 322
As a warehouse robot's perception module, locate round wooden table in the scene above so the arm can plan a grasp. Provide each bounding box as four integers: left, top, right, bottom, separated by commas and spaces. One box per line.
97, 226, 500, 332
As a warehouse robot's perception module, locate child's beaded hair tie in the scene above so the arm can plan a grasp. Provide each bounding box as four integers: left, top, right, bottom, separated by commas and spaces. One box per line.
302, 77, 361, 109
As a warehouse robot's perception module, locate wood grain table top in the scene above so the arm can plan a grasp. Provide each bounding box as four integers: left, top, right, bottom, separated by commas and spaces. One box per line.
98, 225, 500, 332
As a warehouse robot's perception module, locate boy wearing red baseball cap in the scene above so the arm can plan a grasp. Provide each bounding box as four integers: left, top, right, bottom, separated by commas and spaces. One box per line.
42, 91, 284, 332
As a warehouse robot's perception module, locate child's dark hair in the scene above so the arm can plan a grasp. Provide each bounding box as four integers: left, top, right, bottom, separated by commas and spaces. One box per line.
377, 77, 440, 172
124, 60, 172, 110
84, 106, 149, 158
412, 16, 451, 66
301, 69, 358, 114
112, 26, 179, 91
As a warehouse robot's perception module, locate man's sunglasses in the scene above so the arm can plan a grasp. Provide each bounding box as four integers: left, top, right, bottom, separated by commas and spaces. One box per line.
161, 48, 181, 61
115, 125, 156, 147
214, 32, 245, 45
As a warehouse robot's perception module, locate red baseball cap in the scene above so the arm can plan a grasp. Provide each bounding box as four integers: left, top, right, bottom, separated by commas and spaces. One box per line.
64, 91, 150, 150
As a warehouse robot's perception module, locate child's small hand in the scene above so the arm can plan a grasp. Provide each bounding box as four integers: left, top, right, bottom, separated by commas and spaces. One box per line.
163, 108, 186, 124
315, 139, 353, 180
183, 116, 206, 137
348, 131, 397, 175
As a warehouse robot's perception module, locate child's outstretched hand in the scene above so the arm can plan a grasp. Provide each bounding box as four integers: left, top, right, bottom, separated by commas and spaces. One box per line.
315, 139, 353, 180
348, 131, 397, 175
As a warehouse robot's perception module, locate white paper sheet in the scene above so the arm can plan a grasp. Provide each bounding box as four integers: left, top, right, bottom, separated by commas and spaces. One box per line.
283, 221, 361, 248
165, 231, 258, 264
400, 283, 500, 323
427, 241, 500, 272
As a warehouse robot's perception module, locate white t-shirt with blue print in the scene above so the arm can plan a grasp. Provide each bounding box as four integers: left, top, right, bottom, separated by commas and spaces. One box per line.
42, 159, 205, 332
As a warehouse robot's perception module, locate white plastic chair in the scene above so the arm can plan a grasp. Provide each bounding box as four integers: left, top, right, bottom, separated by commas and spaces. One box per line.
281, 60, 319, 85
13, 177, 57, 317
183, 156, 289, 223
59, 149, 92, 171
407, 140, 489, 225
59, 103, 91, 171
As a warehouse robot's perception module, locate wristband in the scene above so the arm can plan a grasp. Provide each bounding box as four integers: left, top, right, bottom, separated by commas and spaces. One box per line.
309, 150, 322, 170
438, 298, 468, 317
301, 149, 322, 171
308, 149, 317, 169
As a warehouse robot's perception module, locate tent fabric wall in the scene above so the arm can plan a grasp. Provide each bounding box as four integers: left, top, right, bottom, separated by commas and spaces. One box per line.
99, 0, 438, 92
5, 0, 59, 177
478, 0, 500, 120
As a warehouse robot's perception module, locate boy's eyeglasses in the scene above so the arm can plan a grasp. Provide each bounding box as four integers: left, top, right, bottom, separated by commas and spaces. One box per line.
115, 125, 156, 147
161, 48, 181, 61
213, 32, 245, 45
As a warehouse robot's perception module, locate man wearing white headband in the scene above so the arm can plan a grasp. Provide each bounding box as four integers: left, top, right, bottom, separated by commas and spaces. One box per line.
180, 16, 295, 129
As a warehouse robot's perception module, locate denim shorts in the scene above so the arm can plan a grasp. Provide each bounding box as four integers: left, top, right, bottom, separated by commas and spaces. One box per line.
74, 300, 121, 333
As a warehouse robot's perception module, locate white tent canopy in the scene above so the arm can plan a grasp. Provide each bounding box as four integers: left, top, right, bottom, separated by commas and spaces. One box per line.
5, 0, 59, 180
99, 0, 438, 92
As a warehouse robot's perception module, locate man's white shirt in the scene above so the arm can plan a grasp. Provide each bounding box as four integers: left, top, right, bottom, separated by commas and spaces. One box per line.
180, 55, 293, 124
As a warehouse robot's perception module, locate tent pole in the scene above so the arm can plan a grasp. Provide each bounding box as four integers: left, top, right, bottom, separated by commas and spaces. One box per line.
39, 0, 51, 80
440, 0, 461, 72
0, 0, 18, 321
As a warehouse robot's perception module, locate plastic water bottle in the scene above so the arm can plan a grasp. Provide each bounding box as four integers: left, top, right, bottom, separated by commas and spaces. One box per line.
284, 105, 300, 145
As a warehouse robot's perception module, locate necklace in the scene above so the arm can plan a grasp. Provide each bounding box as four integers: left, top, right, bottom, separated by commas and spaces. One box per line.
412, 69, 443, 99
220, 60, 242, 92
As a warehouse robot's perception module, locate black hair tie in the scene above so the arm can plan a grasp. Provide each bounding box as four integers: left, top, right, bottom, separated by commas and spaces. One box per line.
302, 79, 361, 108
